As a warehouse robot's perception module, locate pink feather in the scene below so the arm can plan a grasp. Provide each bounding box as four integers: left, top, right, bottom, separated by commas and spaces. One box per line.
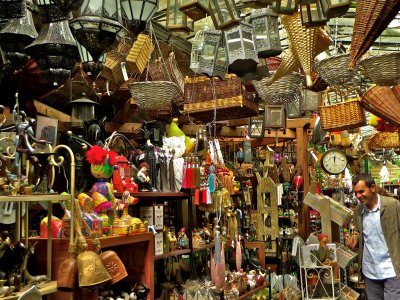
236, 238, 242, 272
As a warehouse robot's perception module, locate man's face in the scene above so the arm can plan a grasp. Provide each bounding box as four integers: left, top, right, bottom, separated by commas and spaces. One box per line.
353, 180, 376, 207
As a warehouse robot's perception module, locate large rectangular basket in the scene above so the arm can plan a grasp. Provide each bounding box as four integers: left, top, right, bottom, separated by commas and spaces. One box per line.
126, 34, 154, 76
184, 74, 259, 121
319, 89, 366, 131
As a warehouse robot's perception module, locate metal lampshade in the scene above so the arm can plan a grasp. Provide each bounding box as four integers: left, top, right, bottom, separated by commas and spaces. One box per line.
242, 0, 275, 9
0, 4, 38, 69
209, 0, 241, 30
166, 0, 194, 32
0, 0, 26, 19
300, 0, 327, 27
250, 8, 282, 58
77, 42, 106, 80
190, 27, 226, 78
271, 0, 299, 14
70, 92, 99, 129
25, 19, 79, 85
179, 0, 209, 21
37, 0, 71, 22
320, 0, 350, 18
70, 0, 127, 63
225, 22, 259, 77
121, 0, 158, 33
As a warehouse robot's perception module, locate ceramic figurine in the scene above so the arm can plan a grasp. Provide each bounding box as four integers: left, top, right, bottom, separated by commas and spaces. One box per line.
162, 136, 185, 191
167, 228, 177, 251
177, 228, 189, 249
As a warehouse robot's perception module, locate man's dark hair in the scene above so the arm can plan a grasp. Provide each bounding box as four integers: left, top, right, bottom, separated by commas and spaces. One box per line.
352, 174, 376, 188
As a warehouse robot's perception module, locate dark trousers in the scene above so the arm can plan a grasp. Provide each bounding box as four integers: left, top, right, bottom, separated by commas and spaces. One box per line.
364, 276, 400, 300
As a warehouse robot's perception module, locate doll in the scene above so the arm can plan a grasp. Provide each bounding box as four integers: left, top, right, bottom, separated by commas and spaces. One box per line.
162, 136, 186, 191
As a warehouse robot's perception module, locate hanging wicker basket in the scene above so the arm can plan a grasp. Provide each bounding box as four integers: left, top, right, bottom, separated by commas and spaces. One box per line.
319, 88, 366, 131
183, 74, 259, 121
367, 131, 400, 150
349, 0, 400, 69
253, 72, 302, 105
361, 85, 400, 127
359, 52, 400, 86
280, 12, 320, 87
126, 34, 154, 76
315, 53, 358, 87
129, 81, 182, 110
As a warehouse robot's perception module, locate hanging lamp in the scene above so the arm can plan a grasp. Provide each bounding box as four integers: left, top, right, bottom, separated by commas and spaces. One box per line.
0, 0, 26, 19
209, 0, 241, 30
121, 0, 159, 33
166, 0, 194, 32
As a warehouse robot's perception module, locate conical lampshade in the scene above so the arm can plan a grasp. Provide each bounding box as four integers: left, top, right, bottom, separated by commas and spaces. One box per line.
26, 19, 79, 85
0, 4, 38, 69
280, 12, 321, 87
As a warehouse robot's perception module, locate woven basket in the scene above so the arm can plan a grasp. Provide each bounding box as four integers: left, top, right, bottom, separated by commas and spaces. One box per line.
359, 52, 400, 86
126, 34, 154, 76
349, 0, 400, 69
319, 88, 366, 131
361, 85, 400, 127
254, 72, 302, 104
129, 81, 182, 110
266, 56, 282, 71
367, 131, 400, 150
101, 51, 126, 85
280, 12, 319, 87
315, 53, 358, 87
184, 74, 259, 121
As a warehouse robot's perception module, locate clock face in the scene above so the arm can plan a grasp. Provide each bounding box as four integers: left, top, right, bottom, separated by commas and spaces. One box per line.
321, 149, 348, 175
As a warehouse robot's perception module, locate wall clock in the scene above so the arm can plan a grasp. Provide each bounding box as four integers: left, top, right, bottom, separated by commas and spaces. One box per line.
321, 149, 348, 175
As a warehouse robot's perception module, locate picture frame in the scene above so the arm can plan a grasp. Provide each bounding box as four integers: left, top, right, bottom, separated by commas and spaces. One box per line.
248, 115, 265, 138
301, 89, 322, 112
35, 116, 58, 146
264, 105, 286, 129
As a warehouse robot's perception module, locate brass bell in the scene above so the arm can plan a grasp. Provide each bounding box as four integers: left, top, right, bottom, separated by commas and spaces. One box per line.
77, 250, 112, 288
99, 250, 128, 285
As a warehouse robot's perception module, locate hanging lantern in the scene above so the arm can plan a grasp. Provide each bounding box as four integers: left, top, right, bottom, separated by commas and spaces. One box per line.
166, 0, 194, 32
250, 8, 282, 58
121, 0, 158, 33
70, 92, 99, 129
271, 0, 299, 14
77, 42, 106, 81
242, 0, 275, 9
190, 27, 227, 78
0, 4, 38, 69
300, 0, 327, 27
0, 0, 26, 19
26, 19, 79, 85
320, 0, 350, 19
70, 0, 127, 63
37, 0, 71, 23
179, 0, 209, 21
209, 0, 241, 30
225, 22, 259, 77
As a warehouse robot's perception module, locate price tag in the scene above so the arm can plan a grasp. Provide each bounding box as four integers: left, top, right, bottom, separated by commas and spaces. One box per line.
292, 236, 299, 257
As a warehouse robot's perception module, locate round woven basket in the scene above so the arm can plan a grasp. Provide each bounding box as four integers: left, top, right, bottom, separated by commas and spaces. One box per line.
253, 72, 302, 104
361, 85, 400, 127
315, 53, 358, 87
349, 0, 400, 69
129, 81, 182, 110
359, 52, 400, 86
367, 131, 400, 150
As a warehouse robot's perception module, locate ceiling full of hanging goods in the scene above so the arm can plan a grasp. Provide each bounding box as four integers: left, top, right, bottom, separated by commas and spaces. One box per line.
0, 0, 400, 127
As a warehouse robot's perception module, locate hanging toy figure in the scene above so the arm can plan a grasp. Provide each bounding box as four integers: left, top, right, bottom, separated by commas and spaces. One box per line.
86, 145, 118, 224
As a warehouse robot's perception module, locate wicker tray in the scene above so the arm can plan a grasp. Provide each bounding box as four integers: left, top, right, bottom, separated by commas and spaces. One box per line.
359, 52, 400, 86
254, 72, 302, 104
361, 85, 400, 127
184, 74, 259, 121
367, 131, 400, 150
319, 89, 366, 131
315, 53, 358, 86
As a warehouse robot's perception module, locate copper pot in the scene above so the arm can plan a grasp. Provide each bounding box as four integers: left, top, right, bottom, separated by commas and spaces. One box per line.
99, 250, 128, 285
57, 257, 78, 292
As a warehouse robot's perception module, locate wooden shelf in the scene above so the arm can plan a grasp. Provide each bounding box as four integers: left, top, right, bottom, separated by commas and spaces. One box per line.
238, 283, 268, 300
193, 242, 215, 251
98, 233, 153, 248
1, 281, 57, 300
115, 192, 189, 199
154, 248, 191, 260
0, 194, 71, 203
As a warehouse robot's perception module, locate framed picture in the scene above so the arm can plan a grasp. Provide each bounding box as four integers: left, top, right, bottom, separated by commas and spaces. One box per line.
264, 105, 286, 129
248, 115, 265, 138
301, 89, 322, 112
35, 116, 58, 146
